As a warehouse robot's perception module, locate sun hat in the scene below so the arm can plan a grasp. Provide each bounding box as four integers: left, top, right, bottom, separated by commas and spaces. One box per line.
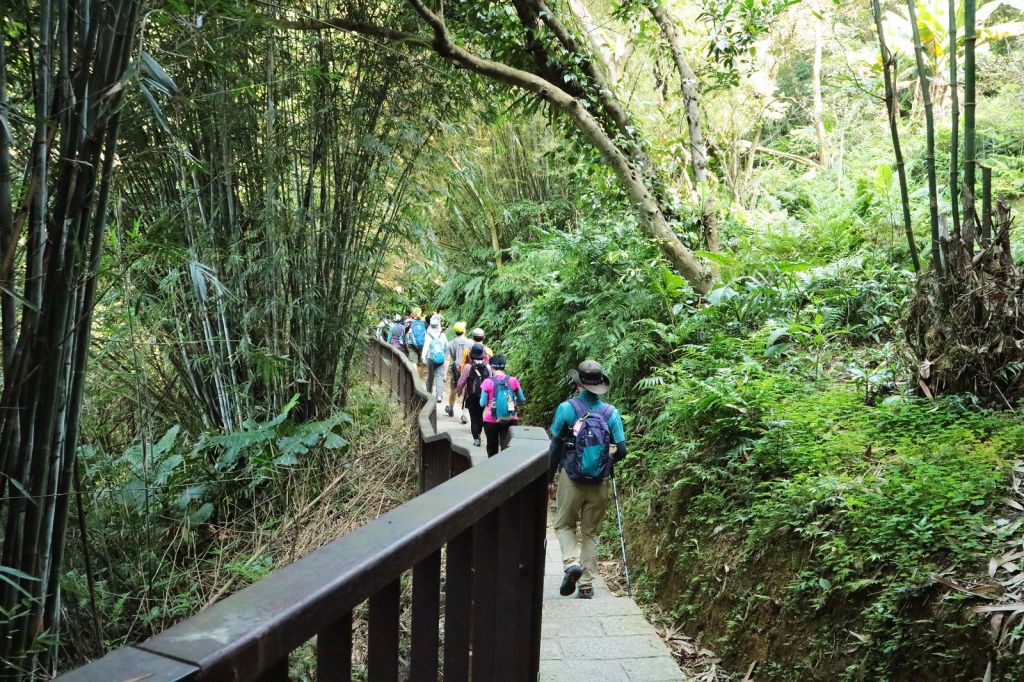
471, 327, 485, 340
569, 360, 611, 395
429, 314, 441, 328
453, 321, 467, 334
470, 343, 486, 360
490, 354, 507, 370
412, 306, 422, 318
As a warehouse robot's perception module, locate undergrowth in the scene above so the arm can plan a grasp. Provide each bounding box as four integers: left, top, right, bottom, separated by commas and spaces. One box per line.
60, 380, 418, 673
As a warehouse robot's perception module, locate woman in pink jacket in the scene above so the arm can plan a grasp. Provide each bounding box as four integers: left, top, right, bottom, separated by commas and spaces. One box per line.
478, 355, 526, 457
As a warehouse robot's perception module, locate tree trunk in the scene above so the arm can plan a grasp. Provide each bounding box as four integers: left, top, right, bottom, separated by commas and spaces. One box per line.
872, 0, 920, 272
567, 0, 619, 83
648, 3, 720, 252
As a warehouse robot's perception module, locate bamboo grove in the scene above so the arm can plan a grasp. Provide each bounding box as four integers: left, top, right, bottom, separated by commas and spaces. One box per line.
873, 0, 1022, 398
0, 2, 146, 676
0, 2, 457, 675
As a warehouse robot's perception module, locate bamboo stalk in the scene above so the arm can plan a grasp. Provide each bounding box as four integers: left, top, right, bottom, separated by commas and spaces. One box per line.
905, 0, 943, 280
964, 0, 977, 212
949, 0, 961, 236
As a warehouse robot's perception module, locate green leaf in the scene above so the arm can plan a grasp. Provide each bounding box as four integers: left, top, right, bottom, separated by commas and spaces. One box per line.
152, 425, 180, 459
323, 432, 349, 450
176, 485, 206, 509
185, 502, 214, 525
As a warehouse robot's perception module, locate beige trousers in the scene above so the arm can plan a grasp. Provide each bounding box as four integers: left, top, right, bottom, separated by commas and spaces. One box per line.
553, 468, 611, 588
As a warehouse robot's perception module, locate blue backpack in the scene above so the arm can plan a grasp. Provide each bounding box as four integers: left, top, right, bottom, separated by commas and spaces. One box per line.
428, 334, 446, 365
563, 397, 614, 484
490, 376, 518, 423
411, 319, 426, 347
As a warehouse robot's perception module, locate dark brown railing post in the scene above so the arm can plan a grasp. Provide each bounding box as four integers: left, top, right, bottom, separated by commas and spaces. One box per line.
316, 612, 352, 682
443, 527, 474, 679
470, 510, 501, 679
409, 550, 441, 680
254, 659, 288, 682
367, 578, 401, 682
525, 475, 549, 680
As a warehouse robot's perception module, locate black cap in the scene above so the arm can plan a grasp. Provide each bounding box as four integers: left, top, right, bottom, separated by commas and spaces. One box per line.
569, 360, 611, 395
490, 354, 507, 370
470, 343, 486, 360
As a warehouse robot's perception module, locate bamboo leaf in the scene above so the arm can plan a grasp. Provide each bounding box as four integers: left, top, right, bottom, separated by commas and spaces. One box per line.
0, 566, 40, 600
141, 52, 180, 96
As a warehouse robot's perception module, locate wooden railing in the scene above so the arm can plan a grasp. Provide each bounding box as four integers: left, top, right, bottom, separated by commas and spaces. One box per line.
58, 338, 549, 681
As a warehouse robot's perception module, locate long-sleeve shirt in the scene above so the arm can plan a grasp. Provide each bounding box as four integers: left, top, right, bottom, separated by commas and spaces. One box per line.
421, 329, 449, 365
480, 373, 526, 423
457, 360, 487, 395
548, 390, 627, 482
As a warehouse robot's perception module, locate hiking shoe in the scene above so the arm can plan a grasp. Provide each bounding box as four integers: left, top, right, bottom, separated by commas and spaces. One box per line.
460, 414, 468, 424
577, 586, 594, 599
473, 438, 481, 447
560, 564, 583, 596
444, 406, 453, 417
436, 397, 442, 403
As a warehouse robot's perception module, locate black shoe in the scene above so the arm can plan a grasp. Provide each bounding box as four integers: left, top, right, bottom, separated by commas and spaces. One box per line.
445, 406, 453, 417
473, 438, 481, 447
577, 586, 594, 599
560, 564, 582, 596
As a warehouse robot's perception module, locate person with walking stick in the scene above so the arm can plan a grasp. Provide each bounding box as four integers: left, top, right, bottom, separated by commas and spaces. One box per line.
548, 360, 629, 599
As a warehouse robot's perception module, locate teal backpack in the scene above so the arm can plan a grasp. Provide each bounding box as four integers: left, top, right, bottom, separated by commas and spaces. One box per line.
428, 334, 446, 365
490, 376, 518, 423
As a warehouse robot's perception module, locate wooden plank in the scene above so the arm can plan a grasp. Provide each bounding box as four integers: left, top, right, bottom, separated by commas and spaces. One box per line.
443, 527, 474, 680
316, 611, 352, 682
470, 510, 500, 680
409, 550, 441, 681
493, 492, 524, 681
526, 475, 548, 680
254, 658, 289, 682
367, 578, 401, 682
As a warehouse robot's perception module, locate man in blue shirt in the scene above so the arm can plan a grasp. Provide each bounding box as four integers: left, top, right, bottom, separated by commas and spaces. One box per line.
548, 360, 627, 599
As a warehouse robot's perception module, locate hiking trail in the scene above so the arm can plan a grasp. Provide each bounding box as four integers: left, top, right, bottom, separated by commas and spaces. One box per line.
433, 405, 684, 681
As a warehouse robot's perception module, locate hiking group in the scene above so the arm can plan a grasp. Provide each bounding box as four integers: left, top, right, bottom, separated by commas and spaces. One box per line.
382, 308, 525, 457
378, 311, 629, 601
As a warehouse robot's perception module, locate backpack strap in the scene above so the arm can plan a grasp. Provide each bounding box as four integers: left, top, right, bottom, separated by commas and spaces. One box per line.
568, 396, 587, 419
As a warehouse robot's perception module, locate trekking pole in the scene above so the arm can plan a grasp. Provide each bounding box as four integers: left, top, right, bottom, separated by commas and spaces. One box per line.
611, 472, 633, 598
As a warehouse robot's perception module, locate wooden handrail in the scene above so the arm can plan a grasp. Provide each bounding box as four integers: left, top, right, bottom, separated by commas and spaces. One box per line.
58, 337, 549, 681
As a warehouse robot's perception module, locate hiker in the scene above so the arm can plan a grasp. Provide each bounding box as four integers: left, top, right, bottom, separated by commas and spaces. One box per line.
421, 315, 448, 403
375, 316, 390, 341
479, 355, 525, 457
460, 327, 493, 368
548, 360, 627, 600
445, 321, 473, 422
388, 314, 405, 349
457, 343, 490, 447
407, 308, 426, 365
